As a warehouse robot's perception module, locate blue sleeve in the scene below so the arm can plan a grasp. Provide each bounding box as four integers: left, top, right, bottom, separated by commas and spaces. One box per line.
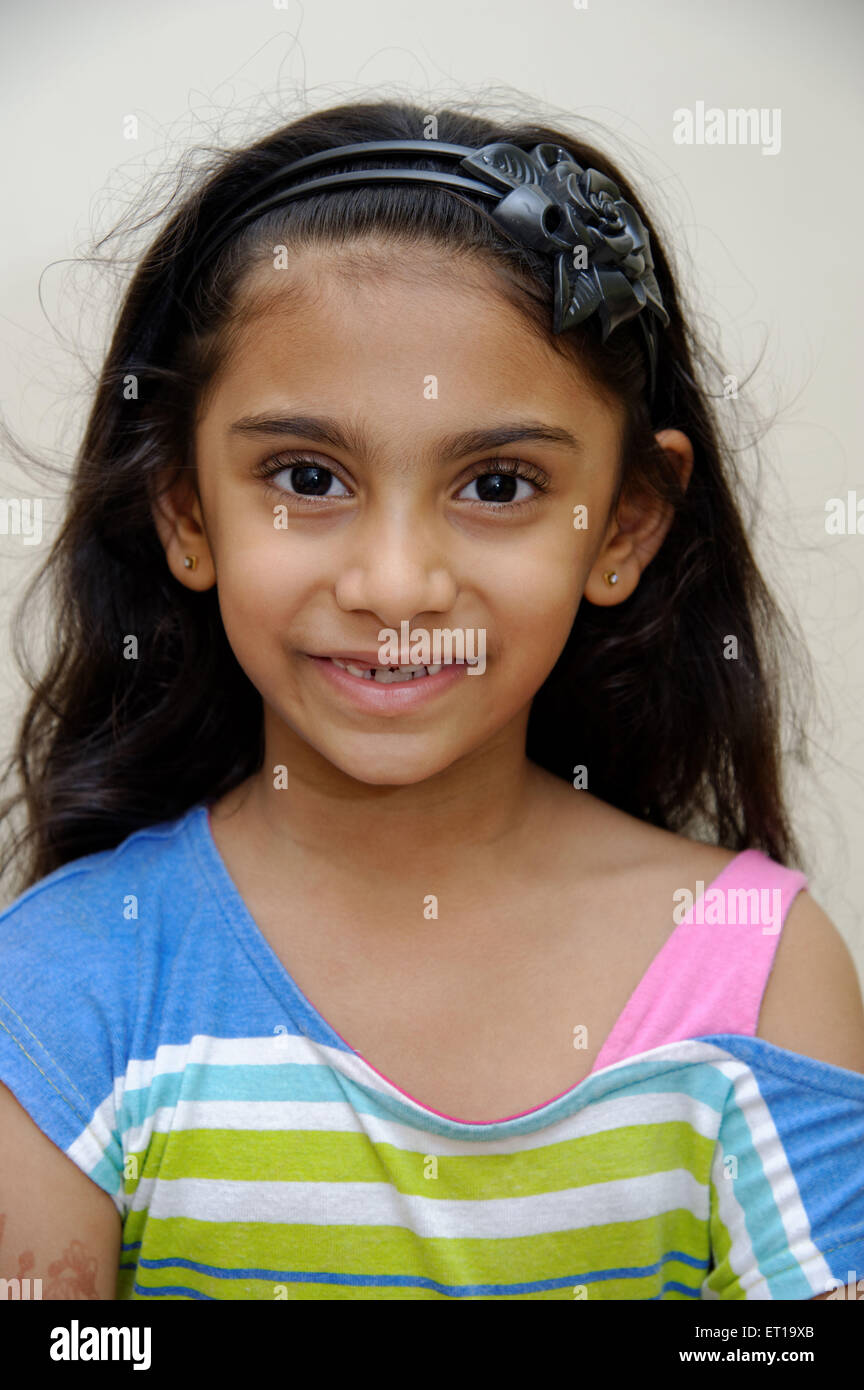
705, 1036, 864, 1299
0, 863, 129, 1212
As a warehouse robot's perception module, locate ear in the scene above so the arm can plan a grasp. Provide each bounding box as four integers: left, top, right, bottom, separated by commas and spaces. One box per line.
150, 465, 216, 590
583, 429, 694, 606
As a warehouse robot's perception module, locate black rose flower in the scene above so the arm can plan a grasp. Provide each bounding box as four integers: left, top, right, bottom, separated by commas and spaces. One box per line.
461, 141, 668, 349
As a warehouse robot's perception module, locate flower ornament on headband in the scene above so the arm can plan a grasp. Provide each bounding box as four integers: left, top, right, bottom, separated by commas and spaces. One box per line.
460, 142, 669, 346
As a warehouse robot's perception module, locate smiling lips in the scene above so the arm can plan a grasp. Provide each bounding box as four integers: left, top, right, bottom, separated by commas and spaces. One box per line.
306, 651, 473, 708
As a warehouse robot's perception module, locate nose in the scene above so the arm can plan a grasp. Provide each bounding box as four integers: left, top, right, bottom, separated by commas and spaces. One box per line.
333, 509, 459, 625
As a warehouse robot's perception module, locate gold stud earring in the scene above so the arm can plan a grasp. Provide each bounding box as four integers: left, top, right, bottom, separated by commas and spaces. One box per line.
603, 570, 619, 586
184, 555, 198, 571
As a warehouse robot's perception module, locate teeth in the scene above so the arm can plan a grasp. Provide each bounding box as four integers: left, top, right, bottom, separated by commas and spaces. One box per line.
372, 666, 428, 684
330, 657, 434, 683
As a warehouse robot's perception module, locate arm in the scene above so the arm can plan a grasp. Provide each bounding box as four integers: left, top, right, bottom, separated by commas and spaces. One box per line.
0, 1079, 122, 1299
755, 888, 864, 1302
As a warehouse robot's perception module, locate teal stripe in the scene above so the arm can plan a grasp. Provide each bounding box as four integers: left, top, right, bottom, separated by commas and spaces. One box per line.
717, 1091, 813, 1298
87, 1150, 125, 1197
117, 1052, 732, 1141
118, 1061, 347, 1129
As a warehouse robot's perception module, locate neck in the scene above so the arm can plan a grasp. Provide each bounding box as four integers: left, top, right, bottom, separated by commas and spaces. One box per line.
210, 714, 566, 894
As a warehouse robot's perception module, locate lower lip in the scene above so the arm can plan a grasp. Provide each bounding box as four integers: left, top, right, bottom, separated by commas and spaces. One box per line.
305, 654, 472, 713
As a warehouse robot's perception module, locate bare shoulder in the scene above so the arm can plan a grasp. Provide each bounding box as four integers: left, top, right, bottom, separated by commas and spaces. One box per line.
532, 782, 742, 961
553, 786, 741, 886
756, 889, 864, 1075
567, 790, 864, 1074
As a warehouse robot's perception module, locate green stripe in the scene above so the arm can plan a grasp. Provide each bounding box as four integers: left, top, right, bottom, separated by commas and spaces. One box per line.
119, 1208, 708, 1292
123, 1119, 714, 1196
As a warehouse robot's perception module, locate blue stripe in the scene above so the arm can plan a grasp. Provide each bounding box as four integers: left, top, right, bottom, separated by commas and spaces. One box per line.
124, 1250, 706, 1298
131, 1276, 701, 1300
133, 1282, 219, 1299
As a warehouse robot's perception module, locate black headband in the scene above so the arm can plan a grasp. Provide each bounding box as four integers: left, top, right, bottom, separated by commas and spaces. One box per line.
181, 139, 669, 404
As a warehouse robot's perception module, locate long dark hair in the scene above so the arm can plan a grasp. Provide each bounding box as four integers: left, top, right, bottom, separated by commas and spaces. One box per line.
0, 96, 815, 894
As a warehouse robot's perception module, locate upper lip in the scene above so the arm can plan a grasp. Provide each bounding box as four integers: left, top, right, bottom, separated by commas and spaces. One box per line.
309, 651, 462, 665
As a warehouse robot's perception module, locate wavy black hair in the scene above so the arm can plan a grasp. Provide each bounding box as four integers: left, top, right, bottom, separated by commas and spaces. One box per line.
0, 95, 815, 893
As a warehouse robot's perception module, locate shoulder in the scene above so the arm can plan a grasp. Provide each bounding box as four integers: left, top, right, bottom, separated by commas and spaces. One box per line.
540, 784, 743, 957
543, 783, 741, 885
756, 888, 864, 1075
757, 890, 864, 1302
649, 822, 864, 1078
0, 807, 204, 1004
534, 784, 864, 1075
0, 806, 200, 933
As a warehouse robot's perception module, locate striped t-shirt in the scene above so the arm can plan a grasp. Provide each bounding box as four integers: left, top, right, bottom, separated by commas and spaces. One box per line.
0, 803, 862, 1300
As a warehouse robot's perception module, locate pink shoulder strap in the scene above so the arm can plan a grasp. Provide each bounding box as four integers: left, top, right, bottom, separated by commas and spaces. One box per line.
592, 848, 809, 1074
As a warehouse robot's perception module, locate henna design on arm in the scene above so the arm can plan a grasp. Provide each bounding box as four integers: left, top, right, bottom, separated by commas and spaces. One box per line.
0, 1210, 100, 1298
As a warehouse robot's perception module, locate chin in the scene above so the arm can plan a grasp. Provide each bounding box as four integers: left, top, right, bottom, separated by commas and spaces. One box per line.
317, 739, 463, 787
333, 759, 450, 788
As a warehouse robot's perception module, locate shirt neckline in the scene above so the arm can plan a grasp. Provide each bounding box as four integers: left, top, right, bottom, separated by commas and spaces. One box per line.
186, 800, 755, 1128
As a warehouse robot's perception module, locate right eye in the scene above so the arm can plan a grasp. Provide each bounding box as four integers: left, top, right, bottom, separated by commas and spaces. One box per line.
254, 455, 352, 501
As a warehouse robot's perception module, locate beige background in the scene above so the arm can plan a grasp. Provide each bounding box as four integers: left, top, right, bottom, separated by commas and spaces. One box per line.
0, 0, 862, 985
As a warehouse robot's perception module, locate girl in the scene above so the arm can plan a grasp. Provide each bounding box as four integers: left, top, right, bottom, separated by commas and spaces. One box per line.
0, 98, 862, 1303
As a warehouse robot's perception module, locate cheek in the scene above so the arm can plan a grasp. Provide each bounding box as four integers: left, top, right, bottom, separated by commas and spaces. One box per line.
484, 533, 583, 637
212, 536, 315, 665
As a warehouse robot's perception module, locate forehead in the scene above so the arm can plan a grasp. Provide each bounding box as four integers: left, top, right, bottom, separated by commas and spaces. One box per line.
199, 241, 623, 443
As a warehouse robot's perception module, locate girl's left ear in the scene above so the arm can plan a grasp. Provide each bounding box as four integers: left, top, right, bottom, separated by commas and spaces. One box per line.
583, 429, 694, 606
149, 467, 217, 590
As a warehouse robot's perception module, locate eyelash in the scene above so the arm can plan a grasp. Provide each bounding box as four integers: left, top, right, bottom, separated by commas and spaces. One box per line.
251, 453, 551, 510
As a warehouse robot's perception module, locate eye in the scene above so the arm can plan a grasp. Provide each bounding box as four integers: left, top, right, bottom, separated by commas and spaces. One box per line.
252, 454, 351, 503
455, 458, 550, 508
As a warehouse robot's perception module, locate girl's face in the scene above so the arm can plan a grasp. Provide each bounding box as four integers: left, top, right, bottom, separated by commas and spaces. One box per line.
156, 242, 690, 788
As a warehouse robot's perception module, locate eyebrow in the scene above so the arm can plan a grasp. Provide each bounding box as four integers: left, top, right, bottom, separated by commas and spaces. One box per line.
227, 412, 584, 462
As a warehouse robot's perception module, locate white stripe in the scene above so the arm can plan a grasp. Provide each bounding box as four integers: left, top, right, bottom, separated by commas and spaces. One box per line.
123, 1043, 198, 1091
128, 1166, 709, 1238
66, 1085, 126, 1214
